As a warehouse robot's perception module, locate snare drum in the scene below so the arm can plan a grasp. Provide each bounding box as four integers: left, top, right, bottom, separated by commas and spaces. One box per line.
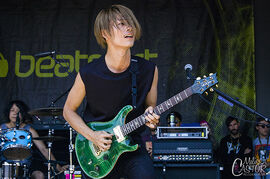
1, 129, 32, 160
1, 161, 28, 179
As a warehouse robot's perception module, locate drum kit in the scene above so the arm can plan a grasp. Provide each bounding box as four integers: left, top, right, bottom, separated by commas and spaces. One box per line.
0, 107, 78, 179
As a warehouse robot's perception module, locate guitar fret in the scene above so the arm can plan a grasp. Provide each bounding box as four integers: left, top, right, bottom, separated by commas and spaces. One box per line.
184, 90, 188, 97
120, 126, 125, 136
123, 125, 127, 135
156, 106, 161, 114
141, 115, 146, 123
140, 117, 144, 125
134, 119, 139, 127
163, 102, 168, 110
126, 125, 130, 133
153, 108, 159, 115
166, 101, 170, 107
133, 120, 136, 127
178, 93, 183, 101
133, 120, 137, 129
173, 96, 179, 104
168, 99, 173, 106
159, 105, 164, 113
130, 122, 135, 130
129, 123, 133, 131
170, 97, 176, 106
129, 121, 133, 130
136, 119, 140, 127
125, 125, 129, 133
137, 117, 141, 126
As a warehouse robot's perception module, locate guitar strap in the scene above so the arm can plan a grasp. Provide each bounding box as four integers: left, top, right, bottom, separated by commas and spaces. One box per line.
130, 58, 138, 109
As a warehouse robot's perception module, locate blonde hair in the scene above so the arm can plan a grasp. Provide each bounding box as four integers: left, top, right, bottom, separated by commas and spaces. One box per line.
94, 5, 142, 49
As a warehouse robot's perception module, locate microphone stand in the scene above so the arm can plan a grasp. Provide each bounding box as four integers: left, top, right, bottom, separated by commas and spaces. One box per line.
16, 112, 20, 129
48, 51, 75, 179
186, 70, 269, 121
47, 129, 53, 179
49, 51, 73, 108
213, 87, 269, 121
186, 71, 196, 80
50, 87, 72, 107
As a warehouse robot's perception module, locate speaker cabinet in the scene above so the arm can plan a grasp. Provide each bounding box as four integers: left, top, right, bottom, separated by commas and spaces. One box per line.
154, 163, 220, 179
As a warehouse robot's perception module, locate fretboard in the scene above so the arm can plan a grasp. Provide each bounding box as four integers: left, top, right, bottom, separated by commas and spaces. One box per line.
120, 87, 193, 136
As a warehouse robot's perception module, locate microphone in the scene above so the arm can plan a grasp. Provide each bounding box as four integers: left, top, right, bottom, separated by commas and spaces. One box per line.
35, 51, 56, 58
16, 112, 20, 129
184, 64, 193, 80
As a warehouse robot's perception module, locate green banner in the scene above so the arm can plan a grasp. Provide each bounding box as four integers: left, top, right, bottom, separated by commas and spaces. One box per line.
0, 0, 255, 148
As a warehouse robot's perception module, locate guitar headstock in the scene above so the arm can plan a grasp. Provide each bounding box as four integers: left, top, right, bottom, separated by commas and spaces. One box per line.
191, 73, 218, 94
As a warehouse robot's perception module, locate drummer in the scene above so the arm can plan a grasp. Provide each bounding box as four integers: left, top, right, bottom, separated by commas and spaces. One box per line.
0, 100, 67, 179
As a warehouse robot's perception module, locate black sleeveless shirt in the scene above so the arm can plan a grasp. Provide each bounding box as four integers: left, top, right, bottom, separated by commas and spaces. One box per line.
80, 55, 156, 141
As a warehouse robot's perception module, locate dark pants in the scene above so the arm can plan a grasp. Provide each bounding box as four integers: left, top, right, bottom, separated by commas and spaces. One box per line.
81, 146, 156, 179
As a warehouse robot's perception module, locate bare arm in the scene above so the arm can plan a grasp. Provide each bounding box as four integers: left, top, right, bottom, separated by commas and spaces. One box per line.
63, 73, 112, 151
63, 73, 94, 141
145, 66, 160, 129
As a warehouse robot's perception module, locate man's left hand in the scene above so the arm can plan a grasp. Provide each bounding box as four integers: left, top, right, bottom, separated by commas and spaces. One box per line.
145, 106, 160, 129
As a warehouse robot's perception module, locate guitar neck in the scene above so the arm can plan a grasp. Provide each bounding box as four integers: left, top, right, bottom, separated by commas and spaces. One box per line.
121, 87, 194, 136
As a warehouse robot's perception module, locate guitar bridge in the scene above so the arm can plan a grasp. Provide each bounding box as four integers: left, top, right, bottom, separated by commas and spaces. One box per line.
113, 126, 125, 142
93, 144, 101, 156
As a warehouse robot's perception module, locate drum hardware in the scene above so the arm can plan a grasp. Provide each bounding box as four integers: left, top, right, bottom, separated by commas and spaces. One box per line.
44, 117, 65, 179
47, 128, 54, 179
28, 107, 63, 117
68, 125, 75, 179
1, 161, 29, 179
16, 112, 20, 129
1, 129, 32, 161
27, 83, 72, 178
33, 135, 67, 142
28, 104, 65, 179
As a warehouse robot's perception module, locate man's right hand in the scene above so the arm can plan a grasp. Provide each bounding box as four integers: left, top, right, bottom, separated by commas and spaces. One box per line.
244, 147, 251, 154
92, 131, 113, 152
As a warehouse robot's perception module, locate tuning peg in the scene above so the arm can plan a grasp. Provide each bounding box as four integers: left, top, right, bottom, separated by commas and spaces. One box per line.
210, 88, 214, 92
209, 73, 213, 76
216, 84, 218, 88
205, 92, 208, 96
196, 77, 201, 80
203, 75, 207, 78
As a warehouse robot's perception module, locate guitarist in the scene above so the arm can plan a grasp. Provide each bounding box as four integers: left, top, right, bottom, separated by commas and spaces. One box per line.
63, 4, 160, 179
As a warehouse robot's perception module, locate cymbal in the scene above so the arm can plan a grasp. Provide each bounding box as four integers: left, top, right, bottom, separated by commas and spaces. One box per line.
28, 107, 63, 116
33, 135, 67, 142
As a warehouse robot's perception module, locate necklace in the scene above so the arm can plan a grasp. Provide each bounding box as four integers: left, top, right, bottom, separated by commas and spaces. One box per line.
230, 134, 241, 154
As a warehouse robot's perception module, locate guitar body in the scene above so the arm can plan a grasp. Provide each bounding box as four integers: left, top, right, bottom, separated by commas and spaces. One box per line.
75, 105, 138, 179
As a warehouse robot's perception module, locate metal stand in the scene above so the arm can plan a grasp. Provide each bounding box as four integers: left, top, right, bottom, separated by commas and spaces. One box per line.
213, 87, 269, 121
47, 128, 54, 179
68, 126, 75, 179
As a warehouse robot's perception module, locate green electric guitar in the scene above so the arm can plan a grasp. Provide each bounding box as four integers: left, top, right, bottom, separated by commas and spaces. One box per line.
75, 73, 218, 178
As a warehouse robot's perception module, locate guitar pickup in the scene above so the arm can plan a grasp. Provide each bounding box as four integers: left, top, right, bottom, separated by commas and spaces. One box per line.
113, 126, 125, 143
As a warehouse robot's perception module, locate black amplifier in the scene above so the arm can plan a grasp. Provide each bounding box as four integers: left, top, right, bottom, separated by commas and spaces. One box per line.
153, 139, 213, 163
